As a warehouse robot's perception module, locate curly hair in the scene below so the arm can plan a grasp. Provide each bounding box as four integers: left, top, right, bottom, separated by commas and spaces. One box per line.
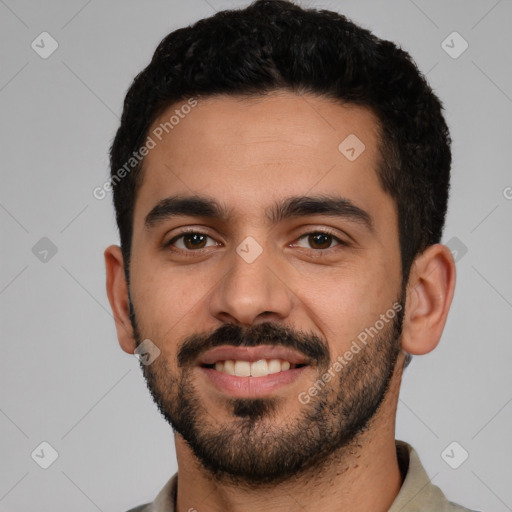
109, 0, 451, 285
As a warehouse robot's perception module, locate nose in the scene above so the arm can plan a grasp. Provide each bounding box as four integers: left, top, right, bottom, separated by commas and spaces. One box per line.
208, 239, 294, 326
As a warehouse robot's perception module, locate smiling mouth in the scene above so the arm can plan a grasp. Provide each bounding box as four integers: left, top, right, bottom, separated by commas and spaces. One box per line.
201, 359, 308, 377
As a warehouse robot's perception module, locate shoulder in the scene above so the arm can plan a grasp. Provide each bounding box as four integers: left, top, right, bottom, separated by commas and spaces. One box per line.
123, 473, 178, 512
393, 441, 481, 512
443, 502, 482, 512
125, 505, 151, 512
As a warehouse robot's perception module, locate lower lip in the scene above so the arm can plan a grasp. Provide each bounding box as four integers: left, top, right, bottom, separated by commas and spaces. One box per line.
199, 366, 308, 398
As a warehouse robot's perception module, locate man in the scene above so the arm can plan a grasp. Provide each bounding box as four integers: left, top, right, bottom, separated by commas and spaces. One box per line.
104, 1, 478, 510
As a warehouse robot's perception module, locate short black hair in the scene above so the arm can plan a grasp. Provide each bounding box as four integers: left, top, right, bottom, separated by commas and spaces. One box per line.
110, 0, 451, 285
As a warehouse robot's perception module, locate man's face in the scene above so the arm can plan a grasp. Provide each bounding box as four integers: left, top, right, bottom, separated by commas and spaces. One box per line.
128, 91, 404, 484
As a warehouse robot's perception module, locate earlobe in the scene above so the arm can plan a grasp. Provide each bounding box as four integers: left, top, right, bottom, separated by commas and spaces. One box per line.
104, 245, 136, 354
401, 244, 456, 356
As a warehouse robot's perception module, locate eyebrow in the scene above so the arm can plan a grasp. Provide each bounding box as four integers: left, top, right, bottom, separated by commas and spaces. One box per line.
144, 194, 374, 232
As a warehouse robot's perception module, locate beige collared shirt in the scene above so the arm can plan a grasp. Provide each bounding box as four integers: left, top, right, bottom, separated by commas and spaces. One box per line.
127, 440, 478, 511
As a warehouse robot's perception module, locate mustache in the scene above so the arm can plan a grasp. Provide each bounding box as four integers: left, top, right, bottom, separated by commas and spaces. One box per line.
177, 322, 330, 368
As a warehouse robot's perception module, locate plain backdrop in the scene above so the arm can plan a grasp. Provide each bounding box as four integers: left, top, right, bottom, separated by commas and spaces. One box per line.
1, 1, 511, 511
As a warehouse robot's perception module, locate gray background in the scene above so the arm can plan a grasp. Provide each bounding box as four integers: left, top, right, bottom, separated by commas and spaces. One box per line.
1, 0, 511, 510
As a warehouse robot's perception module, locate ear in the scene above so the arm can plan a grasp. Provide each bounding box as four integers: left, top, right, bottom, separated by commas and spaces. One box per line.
401, 243, 456, 355
104, 245, 136, 354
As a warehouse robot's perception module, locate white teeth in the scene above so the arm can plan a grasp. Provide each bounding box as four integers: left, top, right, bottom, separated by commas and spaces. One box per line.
224, 360, 235, 375
268, 359, 282, 374
212, 358, 296, 377
234, 360, 251, 377
250, 359, 268, 377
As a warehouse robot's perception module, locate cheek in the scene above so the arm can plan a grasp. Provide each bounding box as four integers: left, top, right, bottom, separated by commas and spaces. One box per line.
294, 263, 396, 352
130, 259, 212, 342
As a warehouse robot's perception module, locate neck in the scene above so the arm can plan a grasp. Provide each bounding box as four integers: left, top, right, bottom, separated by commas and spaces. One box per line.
174, 358, 405, 512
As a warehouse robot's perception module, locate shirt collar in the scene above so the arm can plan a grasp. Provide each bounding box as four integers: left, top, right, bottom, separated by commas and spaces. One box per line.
144, 441, 472, 511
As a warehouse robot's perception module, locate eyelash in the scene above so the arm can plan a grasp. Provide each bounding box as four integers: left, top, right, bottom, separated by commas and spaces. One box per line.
165, 228, 348, 255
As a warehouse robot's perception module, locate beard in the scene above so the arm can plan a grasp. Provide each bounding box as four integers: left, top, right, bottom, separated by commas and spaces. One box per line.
130, 295, 405, 487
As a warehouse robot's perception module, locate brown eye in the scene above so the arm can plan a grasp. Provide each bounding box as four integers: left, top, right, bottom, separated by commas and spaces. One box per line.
182, 233, 207, 249
295, 231, 343, 250
308, 233, 334, 250
168, 232, 217, 251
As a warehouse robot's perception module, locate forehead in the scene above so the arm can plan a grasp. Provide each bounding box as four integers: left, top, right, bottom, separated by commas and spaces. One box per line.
133, 91, 391, 228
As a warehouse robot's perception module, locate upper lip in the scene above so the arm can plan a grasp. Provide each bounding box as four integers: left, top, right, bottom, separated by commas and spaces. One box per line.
198, 345, 309, 366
